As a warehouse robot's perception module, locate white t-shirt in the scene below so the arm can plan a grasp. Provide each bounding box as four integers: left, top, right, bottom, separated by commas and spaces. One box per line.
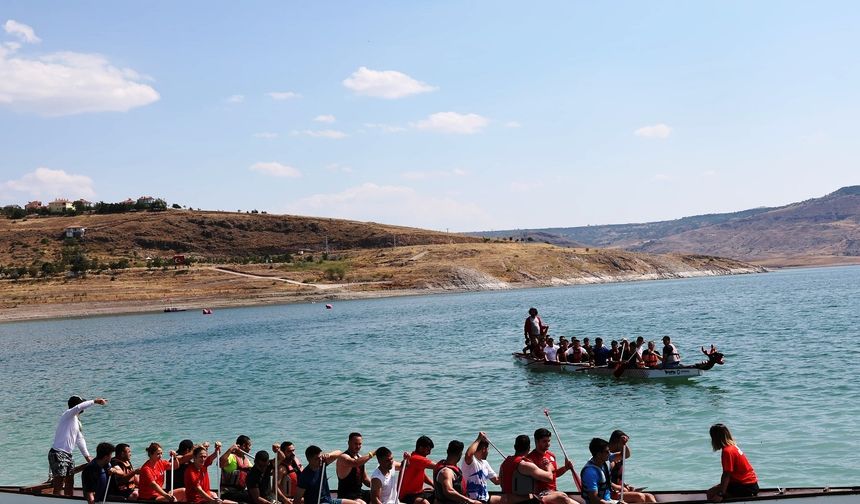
371, 467, 398, 504
460, 456, 497, 501
51, 400, 94, 457
544, 345, 558, 362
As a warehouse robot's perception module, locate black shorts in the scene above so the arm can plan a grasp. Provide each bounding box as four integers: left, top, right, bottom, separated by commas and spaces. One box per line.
726, 481, 759, 498
402, 490, 435, 504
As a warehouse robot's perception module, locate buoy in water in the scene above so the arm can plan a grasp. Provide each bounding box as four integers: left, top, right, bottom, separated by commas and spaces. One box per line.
325, 304, 333, 309
202, 308, 212, 315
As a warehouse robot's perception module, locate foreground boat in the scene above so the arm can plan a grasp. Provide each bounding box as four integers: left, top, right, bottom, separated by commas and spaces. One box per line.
513, 352, 706, 380
2, 486, 859, 504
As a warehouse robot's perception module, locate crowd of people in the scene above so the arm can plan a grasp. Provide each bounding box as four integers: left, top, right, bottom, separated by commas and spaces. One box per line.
47, 396, 759, 504
522, 308, 682, 369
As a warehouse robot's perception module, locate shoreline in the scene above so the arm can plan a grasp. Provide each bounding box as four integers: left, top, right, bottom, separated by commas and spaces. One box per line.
0, 266, 767, 324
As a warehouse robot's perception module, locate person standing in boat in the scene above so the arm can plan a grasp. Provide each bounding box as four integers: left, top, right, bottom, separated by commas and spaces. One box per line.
336, 432, 375, 502
524, 308, 548, 347
706, 424, 759, 502
48, 395, 108, 496
660, 336, 681, 369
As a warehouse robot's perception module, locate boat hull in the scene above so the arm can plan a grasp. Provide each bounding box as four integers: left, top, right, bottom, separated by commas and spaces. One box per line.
512, 352, 703, 379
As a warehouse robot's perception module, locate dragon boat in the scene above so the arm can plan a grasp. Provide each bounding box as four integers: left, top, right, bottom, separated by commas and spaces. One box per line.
513, 345, 725, 380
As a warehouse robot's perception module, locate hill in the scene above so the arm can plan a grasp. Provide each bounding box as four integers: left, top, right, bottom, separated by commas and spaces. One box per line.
0, 210, 764, 321
473, 186, 860, 267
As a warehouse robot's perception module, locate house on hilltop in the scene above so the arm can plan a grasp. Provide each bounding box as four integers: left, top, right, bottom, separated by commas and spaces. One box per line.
25, 201, 43, 212
137, 196, 156, 207
48, 199, 74, 213
74, 199, 93, 210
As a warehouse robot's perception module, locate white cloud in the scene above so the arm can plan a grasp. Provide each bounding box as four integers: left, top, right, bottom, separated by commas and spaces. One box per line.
654, 173, 672, 181
364, 122, 407, 133
292, 129, 348, 139
4, 20, 40, 44
343, 66, 437, 99
0, 40, 159, 116
634, 123, 672, 139
249, 162, 302, 178
401, 169, 469, 181
504, 121, 522, 128
1, 167, 95, 200
285, 182, 491, 230
225, 94, 244, 104
268, 91, 301, 100
314, 114, 336, 123
702, 170, 717, 177
254, 132, 278, 139
413, 112, 489, 135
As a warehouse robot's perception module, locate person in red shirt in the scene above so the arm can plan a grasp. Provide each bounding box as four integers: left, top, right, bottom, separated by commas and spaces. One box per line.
526, 429, 574, 494
139, 442, 180, 502
706, 424, 759, 502
185, 442, 237, 504
400, 436, 437, 504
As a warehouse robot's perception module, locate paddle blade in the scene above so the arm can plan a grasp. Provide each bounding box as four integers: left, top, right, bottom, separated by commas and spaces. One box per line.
613, 363, 626, 378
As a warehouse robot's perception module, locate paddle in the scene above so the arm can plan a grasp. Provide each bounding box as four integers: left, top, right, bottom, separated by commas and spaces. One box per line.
618, 437, 626, 502
613, 342, 640, 378
393, 455, 409, 504
216, 444, 222, 500
543, 409, 583, 492
102, 473, 112, 504
169, 453, 174, 497
487, 437, 507, 458
316, 462, 327, 504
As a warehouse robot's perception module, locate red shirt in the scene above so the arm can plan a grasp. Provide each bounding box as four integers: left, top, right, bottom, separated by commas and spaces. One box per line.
526, 450, 558, 492
721, 445, 757, 485
139, 459, 171, 500
185, 460, 214, 504
400, 452, 435, 496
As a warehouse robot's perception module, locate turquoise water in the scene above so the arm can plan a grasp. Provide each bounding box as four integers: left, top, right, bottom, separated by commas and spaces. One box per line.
1, 266, 859, 490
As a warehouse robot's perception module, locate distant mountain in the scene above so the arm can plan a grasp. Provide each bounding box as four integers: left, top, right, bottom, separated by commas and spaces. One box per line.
472, 186, 860, 267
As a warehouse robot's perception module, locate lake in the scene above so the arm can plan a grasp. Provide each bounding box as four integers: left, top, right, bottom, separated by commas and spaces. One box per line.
1, 265, 858, 490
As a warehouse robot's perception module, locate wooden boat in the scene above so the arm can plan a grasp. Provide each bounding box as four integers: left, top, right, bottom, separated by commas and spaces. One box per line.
163, 307, 186, 313
2, 486, 858, 504
512, 350, 721, 380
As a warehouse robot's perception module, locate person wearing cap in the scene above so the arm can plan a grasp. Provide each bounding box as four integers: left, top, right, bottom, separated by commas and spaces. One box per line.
49, 395, 108, 496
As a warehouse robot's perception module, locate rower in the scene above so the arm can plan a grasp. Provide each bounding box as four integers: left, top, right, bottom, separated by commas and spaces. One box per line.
220, 435, 253, 502
544, 337, 558, 362
661, 336, 681, 369
246, 450, 275, 504
336, 432, 374, 502
434, 441, 481, 504
642, 342, 660, 368
567, 339, 588, 364
399, 436, 437, 504
108, 443, 139, 500
607, 431, 655, 503
526, 429, 576, 503
499, 435, 577, 504
296, 446, 365, 504
579, 439, 612, 504
461, 432, 501, 504
592, 338, 611, 367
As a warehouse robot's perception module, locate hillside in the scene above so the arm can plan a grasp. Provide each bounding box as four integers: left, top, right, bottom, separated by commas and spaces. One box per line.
474, 186, 860, 267
0, 209, 480, 266
0, 210, 766, 321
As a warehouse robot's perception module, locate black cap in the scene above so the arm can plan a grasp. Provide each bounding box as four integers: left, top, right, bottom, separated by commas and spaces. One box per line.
68, 396, 85, 409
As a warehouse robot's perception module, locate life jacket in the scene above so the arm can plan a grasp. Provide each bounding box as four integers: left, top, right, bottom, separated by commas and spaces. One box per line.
500, 455, 534, 496
434, 460, 465, 504
643, 350, 659, 367
580, 460, 611, 504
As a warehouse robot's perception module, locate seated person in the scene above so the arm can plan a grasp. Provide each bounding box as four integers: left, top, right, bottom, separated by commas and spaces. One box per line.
642, 341, 661, 368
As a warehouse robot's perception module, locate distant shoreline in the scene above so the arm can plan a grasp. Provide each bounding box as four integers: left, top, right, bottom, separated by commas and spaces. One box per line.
0, 266, 769, 324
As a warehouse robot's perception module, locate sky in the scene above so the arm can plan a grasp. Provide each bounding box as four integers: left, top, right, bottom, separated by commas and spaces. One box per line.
0, 1, 858, 232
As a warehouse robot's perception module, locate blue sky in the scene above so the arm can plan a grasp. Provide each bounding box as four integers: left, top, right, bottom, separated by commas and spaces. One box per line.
1, 1, 858, 231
